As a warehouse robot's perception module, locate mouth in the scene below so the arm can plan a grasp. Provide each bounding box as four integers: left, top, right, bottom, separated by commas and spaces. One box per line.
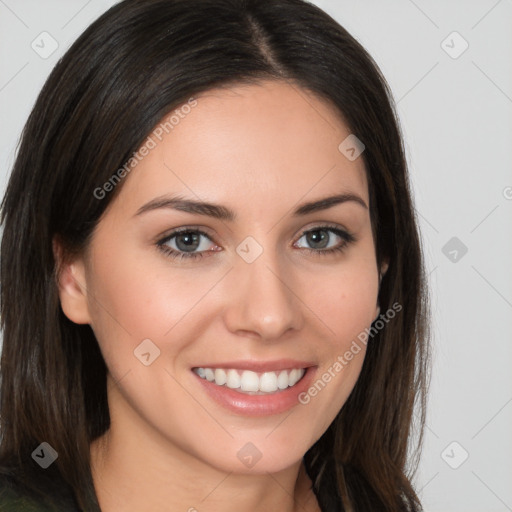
192, 366, 307, 395
191, 361, 317, 416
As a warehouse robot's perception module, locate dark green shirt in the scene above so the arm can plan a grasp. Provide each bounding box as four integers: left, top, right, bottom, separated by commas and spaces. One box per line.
0, 475, 81, 512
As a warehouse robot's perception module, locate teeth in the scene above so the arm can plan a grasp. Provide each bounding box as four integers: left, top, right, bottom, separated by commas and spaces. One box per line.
226, 369, 241, 389
259, 371, 278, 392
214, 368, 227, 386
240, 370, 259, 392
277, 370, 289, 390
289, 368, 301, 386
193, 367, 306, 394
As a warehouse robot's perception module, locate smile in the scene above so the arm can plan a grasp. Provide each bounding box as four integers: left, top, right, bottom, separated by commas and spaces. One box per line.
192, 367, 306, 395
191, 363, 317, 416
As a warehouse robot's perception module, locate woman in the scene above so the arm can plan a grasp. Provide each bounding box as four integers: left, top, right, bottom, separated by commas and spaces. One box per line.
0, 0, 430, 510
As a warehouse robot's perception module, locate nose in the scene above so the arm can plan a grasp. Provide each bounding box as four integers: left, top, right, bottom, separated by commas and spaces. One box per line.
222, 247, 304, 341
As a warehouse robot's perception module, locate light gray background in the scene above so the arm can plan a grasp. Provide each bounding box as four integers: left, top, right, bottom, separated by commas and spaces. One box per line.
1, 1, 511, 511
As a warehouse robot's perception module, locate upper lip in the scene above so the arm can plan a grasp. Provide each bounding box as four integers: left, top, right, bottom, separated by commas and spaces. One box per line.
191, 358, 316, 373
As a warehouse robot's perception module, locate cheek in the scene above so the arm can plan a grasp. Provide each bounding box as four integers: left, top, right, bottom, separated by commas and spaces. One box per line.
84, 238, 229, 380
293, 256, 378, 428
302, 257, 379, 343
86, 234, 185, 332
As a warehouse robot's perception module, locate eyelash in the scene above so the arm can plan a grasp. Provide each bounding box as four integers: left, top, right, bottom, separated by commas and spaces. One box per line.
156, 225, 356, 262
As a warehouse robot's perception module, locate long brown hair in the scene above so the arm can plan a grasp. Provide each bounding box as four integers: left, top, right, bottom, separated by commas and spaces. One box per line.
0, 0, 430, 510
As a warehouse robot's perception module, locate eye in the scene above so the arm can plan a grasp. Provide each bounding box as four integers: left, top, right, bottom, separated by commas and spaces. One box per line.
294, 226, 355, 257
156, 224, 356, 262
157, 228, 219, 261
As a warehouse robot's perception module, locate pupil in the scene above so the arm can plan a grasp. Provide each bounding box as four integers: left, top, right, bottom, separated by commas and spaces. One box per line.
308, 230, 328, 249
177, 232, 199, 252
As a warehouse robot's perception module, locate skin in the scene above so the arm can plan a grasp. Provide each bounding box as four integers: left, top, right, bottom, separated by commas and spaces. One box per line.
55, 80, 388, 512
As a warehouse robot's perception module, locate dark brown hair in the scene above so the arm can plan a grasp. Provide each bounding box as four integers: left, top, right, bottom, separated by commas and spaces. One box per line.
0, 0, 430, 510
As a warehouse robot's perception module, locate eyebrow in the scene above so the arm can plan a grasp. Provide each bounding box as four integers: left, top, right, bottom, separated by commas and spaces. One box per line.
134, 192, 368, 221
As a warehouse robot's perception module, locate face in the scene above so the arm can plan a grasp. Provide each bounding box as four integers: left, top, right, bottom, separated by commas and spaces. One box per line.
58, 80, 384, 475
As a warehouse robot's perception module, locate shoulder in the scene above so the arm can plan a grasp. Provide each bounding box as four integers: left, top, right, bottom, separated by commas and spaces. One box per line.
0, 473, 72, 512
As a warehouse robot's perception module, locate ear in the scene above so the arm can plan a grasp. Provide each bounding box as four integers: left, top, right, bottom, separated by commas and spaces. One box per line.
374, 259, 390, 321
379, 260, 389, 283
53, 236, 92, 324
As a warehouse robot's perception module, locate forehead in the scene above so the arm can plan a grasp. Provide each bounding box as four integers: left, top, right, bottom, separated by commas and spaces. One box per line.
107, 80, 368, 218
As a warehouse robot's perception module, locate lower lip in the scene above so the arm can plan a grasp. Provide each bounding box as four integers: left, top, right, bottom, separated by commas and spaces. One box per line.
192, 367, 317, 417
